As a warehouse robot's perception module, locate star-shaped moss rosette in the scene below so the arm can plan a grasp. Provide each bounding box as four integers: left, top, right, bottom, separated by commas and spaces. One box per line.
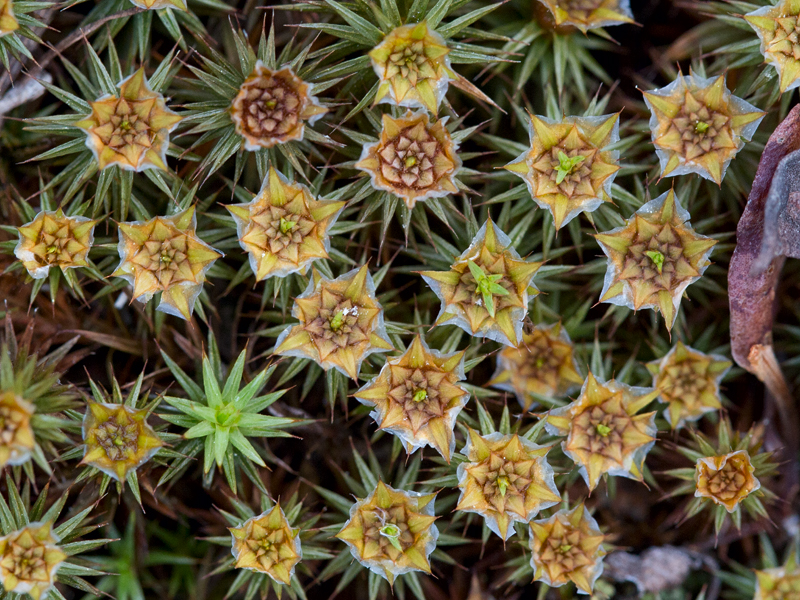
354, 335, 469, 462
642, 72, 764, 184
128, 0, 186, 10
81, 402, 163, 483
75, 68, 182, 172
695, 450, 761, 513
356, 111, 461, 210
594, 189, 717, 333
0, 0, 18, 36
488, 322, 583, 411
420, 218, 542, 347
273, 265, 393, 380
667, 419, 777, 535
335, 481, 438, 585
646, 342, 732, 429
0, 392, 35, 468
112, 206, 222, 320
504, 113, 620, 230
745, 0, 800, 94
455, 429, 560, 541
536, 0, 634, 33
529, 503, 607, 595
230, 61, 328, 151
229, 503, 302, 585
755, 553, 800, 600
369, 22, 455, 114
226, 167, 345, 281
0, 521, 66, 600
14, 209, 96, 280
545, 372, 658, 491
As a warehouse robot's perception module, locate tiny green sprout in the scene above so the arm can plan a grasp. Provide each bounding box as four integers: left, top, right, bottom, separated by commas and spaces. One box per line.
279, 217, 296, 234
596, 423, 612, 437
215, 403, 240, 427
559, 544, 573, 554
644, 250, 665, 274
329, 310, 346, 332
496, 475, 510, 497
467, 260, 510, 318
412, 389, 428, 403
694, 121, 710, 134
535, 356, 546, 369
379, 523, 403, 552
555, 150, 587, 185
265, 99, 277, 109
405, 156, 417, 168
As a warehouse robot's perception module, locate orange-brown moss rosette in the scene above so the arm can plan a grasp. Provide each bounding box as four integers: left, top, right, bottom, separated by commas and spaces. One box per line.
230, 61, 327, 151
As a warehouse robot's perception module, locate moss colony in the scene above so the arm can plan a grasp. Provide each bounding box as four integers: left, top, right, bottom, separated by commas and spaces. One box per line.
0, 0, 799, 598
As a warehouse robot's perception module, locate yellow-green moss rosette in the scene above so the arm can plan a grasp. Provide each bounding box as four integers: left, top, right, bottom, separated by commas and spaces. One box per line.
229, 503, 302, 585
273, 265, 393, 380
529, 503, 607, 595
76, 68, 182, 173
545, 372, 658, 491
642, 72, 764, 184
335, 481, 438, 585
488, 322, 583, 411
745, 0, 800, 94
455, 429, 560, 541
504, 113, 621, 230
14, 209, 96, 280
594, 189, 716, 333
646, 341, 731, 429
225, 167, 345, 281
112, 207, 223, 320
354, 335, 469, 462
369, 21, 454, 114
420, 218, 542, 347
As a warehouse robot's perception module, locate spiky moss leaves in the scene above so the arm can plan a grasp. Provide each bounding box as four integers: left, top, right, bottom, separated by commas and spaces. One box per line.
230, 503, 302, 585
504, 113, 620, 230
0, 481, 112, 599
545, 372, 658, 491
14, 209, 96, 280
370, 22, 454, 115
354, 335, 469, 462
642, 71, 764, 184
112, 206, 222, 321
755, 553, 800, 600
226, 167, 345, 282
0, 521, 66, 600
421, 217, 542, 347
160, 346, 302, 494
0, 0, 52, 71
746, 0, 800, 94
75, 68, 182, 173
356, 111, 461, 210
231, 62, 328, 151
0, 319, 80, 477
274, 265, 393, 380
594, 189, 717, 334
455, 429, 560, 541
646, 341, 731, 429
529, 503, 607, 595
536, 0, 635, 33
488, 322, 583, 411
667, 419, 778, 536
336, 481, 438, 586
81, 402, 163, 483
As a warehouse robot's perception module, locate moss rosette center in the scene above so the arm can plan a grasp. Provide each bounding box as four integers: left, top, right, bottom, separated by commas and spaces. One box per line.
694, 450, 761, 513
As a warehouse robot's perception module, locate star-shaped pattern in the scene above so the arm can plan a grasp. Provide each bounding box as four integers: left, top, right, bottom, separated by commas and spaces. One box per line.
505, 113, 620, 230
545, 372, 658, 491
273, 265, 393, 379
421, 218, 542, 346
642, 72, 764, 184
746, 0, 800, 94
15, 209, 96, 280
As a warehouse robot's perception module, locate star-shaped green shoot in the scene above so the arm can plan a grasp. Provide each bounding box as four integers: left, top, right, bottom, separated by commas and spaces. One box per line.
467, 260, 510, 318
754, 552, 800, 600
555, 151, 587, 185
160, 347, 302, 492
